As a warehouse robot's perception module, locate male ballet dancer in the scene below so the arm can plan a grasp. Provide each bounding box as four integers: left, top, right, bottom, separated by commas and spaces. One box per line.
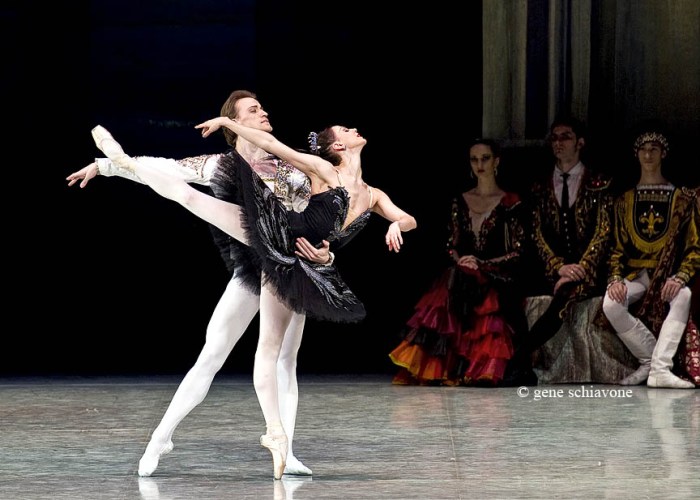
67, 90, 327, 476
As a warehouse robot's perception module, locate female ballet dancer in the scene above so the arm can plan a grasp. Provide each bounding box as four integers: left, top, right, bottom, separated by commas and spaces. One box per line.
90, 119, 416, 478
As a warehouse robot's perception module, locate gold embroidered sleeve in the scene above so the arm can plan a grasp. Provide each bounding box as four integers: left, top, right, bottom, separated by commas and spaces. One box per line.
532, 202, 564, 278
676, 198, 700, 284
607, 195, 628, 282
579, 191, 613, 280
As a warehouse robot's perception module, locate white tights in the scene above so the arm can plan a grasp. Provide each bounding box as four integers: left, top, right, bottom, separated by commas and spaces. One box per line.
255, 284, 299, 435
109, 137, 311, 473
603, 270, 691, 331
144, 276, 306, 458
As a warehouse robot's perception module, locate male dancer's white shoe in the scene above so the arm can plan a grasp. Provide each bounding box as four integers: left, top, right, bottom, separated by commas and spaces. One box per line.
284, 455, 312, 475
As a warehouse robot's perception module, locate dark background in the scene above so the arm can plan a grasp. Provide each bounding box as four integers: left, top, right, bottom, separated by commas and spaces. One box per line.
4, 1, 697, 376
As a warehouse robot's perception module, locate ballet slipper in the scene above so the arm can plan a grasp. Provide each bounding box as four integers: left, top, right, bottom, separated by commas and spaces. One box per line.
91, 125, 137, 173
283, 455, 312, 476
260, 432, 288, 480
137, 439, 174, 477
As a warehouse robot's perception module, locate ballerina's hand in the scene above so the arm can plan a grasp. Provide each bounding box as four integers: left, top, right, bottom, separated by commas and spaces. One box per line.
195, 117, 231, 138
385, 222, 404, 253
66, 162, 99, 188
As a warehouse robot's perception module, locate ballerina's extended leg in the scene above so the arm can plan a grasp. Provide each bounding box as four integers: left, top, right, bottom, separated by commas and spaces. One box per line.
91, 125, 139, 173
91, 125, 192, 202
91, 125, 249, 244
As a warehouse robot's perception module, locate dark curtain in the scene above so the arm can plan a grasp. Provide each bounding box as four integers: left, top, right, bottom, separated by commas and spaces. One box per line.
482, 0, 699, 187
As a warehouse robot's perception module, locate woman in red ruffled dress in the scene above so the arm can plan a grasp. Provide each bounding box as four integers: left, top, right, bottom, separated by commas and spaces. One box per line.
389, 138, 528, 386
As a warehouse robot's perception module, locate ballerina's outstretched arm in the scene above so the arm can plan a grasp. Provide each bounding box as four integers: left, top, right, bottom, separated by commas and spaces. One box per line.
91, 125, 249, 245
196, 117, 337, 188
369, 187, 418, 252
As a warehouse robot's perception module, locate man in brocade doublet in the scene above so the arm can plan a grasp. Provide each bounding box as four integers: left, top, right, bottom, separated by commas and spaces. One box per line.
602, 129, 700, 388
505, 116, 614, 385
530, 165, 613, 298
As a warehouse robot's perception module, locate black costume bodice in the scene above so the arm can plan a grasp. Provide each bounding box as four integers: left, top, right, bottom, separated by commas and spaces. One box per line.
211, 150, 369, 322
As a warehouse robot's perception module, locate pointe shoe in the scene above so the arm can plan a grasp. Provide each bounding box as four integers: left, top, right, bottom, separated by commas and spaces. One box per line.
137, 440, 174, 477
91, 125, 136, 173
260, 433, 288, 480
283, 455, 312, 476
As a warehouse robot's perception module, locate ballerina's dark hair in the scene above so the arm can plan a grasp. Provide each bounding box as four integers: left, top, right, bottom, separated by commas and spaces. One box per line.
307, 127, 342, 166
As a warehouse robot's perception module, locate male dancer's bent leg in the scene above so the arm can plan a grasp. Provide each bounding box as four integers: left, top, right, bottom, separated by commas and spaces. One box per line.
138, 276, 259, 476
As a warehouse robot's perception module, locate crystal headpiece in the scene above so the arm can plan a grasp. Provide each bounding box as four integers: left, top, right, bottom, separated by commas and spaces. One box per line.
633, 131, 669, 152
308, 131, 319, 154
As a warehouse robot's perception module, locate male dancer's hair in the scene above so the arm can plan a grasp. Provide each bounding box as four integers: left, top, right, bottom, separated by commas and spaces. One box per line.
220, 89, 258, 147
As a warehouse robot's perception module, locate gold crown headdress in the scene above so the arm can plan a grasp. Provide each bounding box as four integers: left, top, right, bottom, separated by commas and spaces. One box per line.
633, 131, 669, 152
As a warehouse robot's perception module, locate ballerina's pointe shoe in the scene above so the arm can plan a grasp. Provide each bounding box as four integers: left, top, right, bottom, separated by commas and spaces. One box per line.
283, 455, 312, 476
91, 125, 136, 173
137, 440, 174, 477
260, 432, 288, 480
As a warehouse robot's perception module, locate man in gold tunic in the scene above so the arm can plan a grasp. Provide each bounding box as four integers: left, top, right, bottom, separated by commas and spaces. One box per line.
602, 128, 699, 388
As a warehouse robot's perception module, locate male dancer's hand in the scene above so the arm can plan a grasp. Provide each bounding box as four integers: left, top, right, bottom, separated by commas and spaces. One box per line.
295, 238, 332, 265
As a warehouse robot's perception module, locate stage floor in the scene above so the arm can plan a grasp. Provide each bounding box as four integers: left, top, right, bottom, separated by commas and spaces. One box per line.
0, 374, 697, 499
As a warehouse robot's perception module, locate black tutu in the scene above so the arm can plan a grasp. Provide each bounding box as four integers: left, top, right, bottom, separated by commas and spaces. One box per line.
211, 151, 368, 323
209, 153, 261, 292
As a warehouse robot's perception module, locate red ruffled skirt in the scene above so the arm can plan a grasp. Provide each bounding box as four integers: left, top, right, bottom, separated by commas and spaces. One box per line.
389, 266, 514, 386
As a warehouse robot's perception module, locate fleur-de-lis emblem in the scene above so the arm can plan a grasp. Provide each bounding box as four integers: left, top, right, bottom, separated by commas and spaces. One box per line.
640, 204, 664, 237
